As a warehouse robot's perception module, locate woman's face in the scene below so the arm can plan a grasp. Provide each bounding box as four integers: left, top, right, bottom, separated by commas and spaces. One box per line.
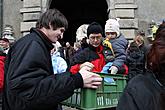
88, 33, 102, 47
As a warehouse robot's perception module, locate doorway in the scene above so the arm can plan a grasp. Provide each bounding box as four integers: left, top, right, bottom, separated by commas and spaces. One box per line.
49, 0, 108, 45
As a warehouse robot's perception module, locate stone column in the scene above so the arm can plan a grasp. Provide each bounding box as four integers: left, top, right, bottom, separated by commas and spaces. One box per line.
0, 0, 3, 36
20, 0, 48, 36
107, 0, 138, 40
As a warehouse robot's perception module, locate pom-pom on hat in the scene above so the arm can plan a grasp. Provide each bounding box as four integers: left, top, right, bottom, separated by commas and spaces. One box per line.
105, 18, 120, 37
87, 22, 103, 37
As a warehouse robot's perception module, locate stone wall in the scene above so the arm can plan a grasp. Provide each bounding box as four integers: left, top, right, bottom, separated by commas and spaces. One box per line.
107, 0, 138, 40
20, 0, 138, 39
20, 0, 47, 36
0, 0, 3, 35
3, 0, 23, 39
3, 0, 165, 40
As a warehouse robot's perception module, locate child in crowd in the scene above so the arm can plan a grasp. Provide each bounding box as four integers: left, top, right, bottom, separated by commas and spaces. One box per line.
101, 18, 128, 75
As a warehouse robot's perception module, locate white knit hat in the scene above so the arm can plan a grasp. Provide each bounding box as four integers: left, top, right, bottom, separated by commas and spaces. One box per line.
105, 18, 120, 37
76, 24, 89, 42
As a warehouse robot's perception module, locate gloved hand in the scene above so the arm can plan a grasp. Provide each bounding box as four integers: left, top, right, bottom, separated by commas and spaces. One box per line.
109, 66, 118, 74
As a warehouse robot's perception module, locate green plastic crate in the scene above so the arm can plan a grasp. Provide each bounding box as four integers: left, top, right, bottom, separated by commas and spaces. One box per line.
62, 73, 127, 110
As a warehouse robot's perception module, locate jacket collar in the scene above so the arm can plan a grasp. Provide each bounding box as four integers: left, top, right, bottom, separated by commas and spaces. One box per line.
88, 44, 103, 54
30, 28, 54, 51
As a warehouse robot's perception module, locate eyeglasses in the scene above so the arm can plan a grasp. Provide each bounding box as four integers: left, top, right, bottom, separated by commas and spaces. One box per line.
89, 36, 102, 40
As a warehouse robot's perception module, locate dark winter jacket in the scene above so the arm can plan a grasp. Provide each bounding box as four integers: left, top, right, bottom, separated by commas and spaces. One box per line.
117, 70, 165, 110
64, 46, 75, 66
126, 42, 146, 80
70, 44, 105, 74
3, 28, 83, 110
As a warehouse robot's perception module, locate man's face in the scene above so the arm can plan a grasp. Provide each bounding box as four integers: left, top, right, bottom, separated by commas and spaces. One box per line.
88, 33, 102, 47
44, 25, 65, 43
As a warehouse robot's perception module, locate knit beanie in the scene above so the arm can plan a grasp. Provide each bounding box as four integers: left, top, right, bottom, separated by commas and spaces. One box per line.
105, 18, 120, 37
87, 22, 103, 37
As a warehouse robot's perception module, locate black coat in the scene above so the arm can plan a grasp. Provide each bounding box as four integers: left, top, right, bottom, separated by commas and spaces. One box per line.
70, 44, 101, 66
126, 50, 145, 80
126, 42, 146, 81
3, 28, 83, 110
117, 70, 165, 110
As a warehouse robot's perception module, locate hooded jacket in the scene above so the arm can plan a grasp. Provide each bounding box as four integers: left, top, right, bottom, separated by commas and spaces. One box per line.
126, 43, 145, 80
110, 34, 128, 68
3, 28, 83, 110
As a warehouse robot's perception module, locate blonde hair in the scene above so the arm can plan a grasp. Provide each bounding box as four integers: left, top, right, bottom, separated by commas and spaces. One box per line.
134, 35, 144, 46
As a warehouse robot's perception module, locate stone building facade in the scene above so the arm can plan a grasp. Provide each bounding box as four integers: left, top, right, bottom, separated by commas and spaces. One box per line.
2, 0, 22, 39
2, 0, 165, 42
20, 0, 138, 41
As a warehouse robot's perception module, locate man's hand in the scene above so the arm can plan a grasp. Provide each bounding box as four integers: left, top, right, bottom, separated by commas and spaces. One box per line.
79, 67, 102, 89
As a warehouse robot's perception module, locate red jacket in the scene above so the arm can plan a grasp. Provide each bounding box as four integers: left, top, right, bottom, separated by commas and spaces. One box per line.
0, 56, 5, 91
70, 45, 106, 74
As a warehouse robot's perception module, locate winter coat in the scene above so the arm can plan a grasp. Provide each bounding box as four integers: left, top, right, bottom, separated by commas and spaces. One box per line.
110, 34, 128, 68
117, 70, 165, 110
3, 28, 83, 110
64, 46, 75, 66
70, 45, 106, 74
126, 43, 146, 80
0, 55, 5, 91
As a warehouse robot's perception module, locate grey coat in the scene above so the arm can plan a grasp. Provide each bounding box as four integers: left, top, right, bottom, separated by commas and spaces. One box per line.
110, 34, 128, 68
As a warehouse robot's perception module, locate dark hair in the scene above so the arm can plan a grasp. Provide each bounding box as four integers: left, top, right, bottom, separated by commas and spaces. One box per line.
147, 23, 165, 110
147, 23, 165, 74
128, 41, 140, 52
80, 37, 89, 49
136, 30, 145, 36
36, 8, 68, 30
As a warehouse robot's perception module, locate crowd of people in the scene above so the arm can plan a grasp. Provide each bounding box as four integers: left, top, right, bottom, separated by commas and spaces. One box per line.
117, 21, 165, 110
0, 8, 164, 110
